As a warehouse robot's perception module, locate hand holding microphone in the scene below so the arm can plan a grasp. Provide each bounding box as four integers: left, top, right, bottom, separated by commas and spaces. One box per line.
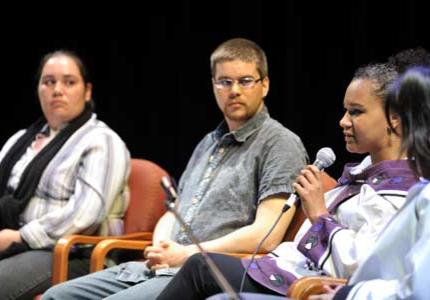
283, 147, 336, 213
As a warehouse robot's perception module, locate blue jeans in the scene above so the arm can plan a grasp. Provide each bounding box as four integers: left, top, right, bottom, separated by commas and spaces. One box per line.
0, 250, 88, 300
43, 261, 175, 300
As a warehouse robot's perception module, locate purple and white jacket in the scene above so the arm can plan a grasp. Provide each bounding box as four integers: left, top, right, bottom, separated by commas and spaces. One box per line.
242, 156, 418, 295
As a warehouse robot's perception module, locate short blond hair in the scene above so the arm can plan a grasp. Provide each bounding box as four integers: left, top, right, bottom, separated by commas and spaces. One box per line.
210, 38, 268, 78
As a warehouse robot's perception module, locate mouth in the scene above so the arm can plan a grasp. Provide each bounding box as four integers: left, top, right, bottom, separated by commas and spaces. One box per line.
227, 101, 244, 108
344, 134, 355, 142
50, 100, 67, 107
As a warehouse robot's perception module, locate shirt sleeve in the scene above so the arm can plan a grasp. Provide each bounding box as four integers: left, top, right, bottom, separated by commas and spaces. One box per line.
19, 130, 130, 248
344, 192, 430, 300
0, 130, 26, 162
257, 131, 308, 203
298, 185, 408, 278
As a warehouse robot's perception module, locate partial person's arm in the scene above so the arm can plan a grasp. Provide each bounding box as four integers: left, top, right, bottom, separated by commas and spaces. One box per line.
143, 210, 176, 268
198, 195, 293, 253
151, 211, 176, 245
297, 186, 409, 278
0, 131, 26, 251
0, 229, 22, 251
19, 131, 130, 249
332, 193, 430, 300
146, 196, 294, 267
294, 165, 328, 222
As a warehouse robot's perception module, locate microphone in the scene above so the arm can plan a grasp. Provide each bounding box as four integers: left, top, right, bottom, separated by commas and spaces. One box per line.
283, 147, 336, 212
161, 176, 178, 202
159, 176, 240, 300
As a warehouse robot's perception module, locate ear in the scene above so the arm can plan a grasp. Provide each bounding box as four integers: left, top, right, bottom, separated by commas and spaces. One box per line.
262, 77, 270, 98
389, 112, 401, 132
85, 83, 93, 102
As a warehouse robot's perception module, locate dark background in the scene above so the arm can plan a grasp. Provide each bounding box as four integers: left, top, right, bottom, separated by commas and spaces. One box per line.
2, 1, 428, 181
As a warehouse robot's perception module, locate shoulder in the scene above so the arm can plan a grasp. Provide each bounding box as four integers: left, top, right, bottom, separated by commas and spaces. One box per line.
261, 117, 304, 145
0, 129, 27, 151
258, 118, 307, 157
409, 181, 430, 221
189, 131, 216, 153
411, 180, 430, 203
81, 116, 127, 144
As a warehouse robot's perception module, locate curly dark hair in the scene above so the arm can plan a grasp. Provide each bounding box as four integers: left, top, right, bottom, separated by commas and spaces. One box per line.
353, 63, 398, 100
388, 47, 430, 74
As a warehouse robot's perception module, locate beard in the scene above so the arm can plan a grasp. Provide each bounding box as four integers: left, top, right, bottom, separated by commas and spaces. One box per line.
223, 104, 252, 122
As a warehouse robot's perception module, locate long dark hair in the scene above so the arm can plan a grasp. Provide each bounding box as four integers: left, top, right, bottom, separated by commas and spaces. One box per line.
386, 66, 430, 179
36, 49, 91, 84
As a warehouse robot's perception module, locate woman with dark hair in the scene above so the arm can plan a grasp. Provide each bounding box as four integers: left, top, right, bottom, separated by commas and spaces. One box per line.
313, 66, 430, 300
0, 50, 130, 299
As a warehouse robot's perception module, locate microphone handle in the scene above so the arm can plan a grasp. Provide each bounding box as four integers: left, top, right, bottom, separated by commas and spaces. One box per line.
164, 201, 240, 300
283, 164, 327, 213
282, 193, 298, 212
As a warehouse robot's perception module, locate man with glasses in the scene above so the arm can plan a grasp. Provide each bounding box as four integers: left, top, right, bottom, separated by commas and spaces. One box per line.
43, 38, 308, 300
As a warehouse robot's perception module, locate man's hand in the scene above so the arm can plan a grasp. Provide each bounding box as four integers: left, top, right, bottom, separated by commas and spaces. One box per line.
0, 229, 22, 251
144, 240, 198, 268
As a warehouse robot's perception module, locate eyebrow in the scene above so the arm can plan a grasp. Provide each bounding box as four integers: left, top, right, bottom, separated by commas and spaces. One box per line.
41, 74, 79, 79
344, 99, 366, 106
216, 75, 256, 80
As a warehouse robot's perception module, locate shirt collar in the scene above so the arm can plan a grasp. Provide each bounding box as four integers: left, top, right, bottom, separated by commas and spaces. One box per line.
40, 113, 95, 137
338, 155, 415, 187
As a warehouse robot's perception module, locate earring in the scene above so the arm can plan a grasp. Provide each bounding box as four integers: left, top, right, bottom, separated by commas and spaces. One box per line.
387, 127, 392, 135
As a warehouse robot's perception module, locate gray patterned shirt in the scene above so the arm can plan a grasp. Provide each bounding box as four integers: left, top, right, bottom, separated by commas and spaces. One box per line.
171, 106, 308, 244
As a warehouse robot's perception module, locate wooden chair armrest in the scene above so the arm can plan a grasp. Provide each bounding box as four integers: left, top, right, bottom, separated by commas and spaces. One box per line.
90, 239, 153, 272
287, 276, 347, 300
52, 232, 153, 285
222, 252, 266, 258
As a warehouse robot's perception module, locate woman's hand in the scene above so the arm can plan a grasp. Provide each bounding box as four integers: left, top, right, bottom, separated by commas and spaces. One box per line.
293, 165, 329, 223
0, 229, 22, 251
308, 284, 343, 300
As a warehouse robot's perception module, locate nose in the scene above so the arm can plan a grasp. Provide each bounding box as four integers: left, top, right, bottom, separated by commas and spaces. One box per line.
339, 111, 351, 129
228, 81, 242, 98
53, 82, 64, 95
231, 80, 243, 93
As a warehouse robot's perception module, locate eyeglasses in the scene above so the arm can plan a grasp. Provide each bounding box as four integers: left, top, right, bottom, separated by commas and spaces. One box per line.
213, 76, 263, 90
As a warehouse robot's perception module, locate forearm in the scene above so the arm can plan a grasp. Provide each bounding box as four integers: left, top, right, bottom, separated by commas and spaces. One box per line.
195, 199, 294, 254
152, 212, 176, 245
19, 188, 106, 248
198, 225, 271, 254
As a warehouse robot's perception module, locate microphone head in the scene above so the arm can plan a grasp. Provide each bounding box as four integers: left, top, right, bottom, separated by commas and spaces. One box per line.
161, 176, 171, 188
161, 175, 178, 200
315, 147, 336, 170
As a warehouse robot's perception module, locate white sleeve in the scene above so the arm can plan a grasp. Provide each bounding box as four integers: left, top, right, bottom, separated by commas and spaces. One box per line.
322, 185, 408, 278
347, 196, 430, 300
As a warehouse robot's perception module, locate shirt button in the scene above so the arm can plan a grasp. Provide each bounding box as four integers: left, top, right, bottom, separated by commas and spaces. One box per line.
218, 148, 225, 154
192, 197, 199, 205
